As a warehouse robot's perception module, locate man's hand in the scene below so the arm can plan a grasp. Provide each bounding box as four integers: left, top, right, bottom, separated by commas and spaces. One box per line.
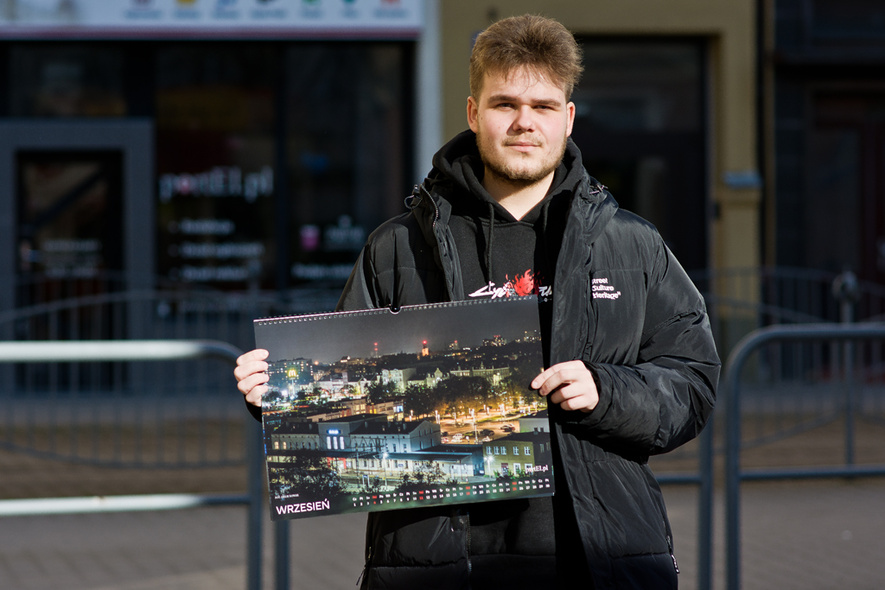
234, 348, 270, 407
531, 360, 599, 413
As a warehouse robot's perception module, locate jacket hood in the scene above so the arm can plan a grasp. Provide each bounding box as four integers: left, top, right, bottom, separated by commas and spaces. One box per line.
413, 130, 618, 244
427, 129, 588, 220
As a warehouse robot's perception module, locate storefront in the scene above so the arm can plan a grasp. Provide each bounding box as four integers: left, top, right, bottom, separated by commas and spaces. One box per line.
0, 0, 426, 316
2, 0, 763, 322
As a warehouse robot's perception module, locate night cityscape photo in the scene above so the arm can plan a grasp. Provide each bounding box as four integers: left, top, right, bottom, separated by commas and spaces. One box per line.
253, 297, 555, 520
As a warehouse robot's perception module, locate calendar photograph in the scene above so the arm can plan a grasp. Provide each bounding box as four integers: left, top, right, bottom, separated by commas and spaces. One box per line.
253, 297, 554, 521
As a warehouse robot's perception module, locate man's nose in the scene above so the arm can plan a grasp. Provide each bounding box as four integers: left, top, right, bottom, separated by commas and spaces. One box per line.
512, 106, 535, 131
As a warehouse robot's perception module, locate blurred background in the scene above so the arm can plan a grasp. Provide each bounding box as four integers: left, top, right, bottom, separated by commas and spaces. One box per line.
1, 1, 884, 589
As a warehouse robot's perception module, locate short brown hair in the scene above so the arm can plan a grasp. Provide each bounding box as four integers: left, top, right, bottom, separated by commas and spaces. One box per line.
469, 14, 584, 101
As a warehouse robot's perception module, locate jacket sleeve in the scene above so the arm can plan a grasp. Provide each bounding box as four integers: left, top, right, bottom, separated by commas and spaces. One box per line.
574, 243, 720, 457
336, 246, 380, 312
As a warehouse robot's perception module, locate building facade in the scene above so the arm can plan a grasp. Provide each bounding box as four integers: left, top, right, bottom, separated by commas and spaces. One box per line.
268, 413, 486, 480
0, 0, 770, 341
0, 0, 426, 321
0, 0, 758, 312
482, 432, 552, 478
520, 410, 550, 434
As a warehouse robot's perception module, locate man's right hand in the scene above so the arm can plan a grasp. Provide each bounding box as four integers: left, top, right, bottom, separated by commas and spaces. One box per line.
234, 348, 269, 407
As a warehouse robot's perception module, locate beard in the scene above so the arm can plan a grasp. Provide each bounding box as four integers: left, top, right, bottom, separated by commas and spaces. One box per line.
476, 131, 568, 187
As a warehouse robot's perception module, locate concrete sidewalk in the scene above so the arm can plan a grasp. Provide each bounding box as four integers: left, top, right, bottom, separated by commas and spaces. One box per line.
2, 478, 884, 590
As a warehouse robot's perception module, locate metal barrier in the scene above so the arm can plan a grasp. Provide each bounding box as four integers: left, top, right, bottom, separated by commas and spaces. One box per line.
266, 398, 717, 590
0, 340, 265, 590
654, 424, 715, 590
723, 323, 885, 590
8, 267, 881, 589
689, 267, 885, 326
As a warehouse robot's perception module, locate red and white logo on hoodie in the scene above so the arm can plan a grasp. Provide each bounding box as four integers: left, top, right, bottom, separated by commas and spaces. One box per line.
468, 269, 552, 301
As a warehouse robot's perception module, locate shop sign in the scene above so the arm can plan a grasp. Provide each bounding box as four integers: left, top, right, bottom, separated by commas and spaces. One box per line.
0, 0, 424, 39
158, 166, 273, 204
157, 164, 274, 286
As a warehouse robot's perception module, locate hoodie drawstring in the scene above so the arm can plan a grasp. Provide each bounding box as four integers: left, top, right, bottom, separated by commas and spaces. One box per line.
484, 201, 495, 284
537, 198, 554, 280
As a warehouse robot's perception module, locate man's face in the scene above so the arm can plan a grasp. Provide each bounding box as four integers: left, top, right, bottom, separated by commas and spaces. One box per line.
467, 66, 576, 187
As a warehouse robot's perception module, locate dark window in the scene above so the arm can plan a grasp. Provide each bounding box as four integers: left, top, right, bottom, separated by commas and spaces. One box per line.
9, 45, 126, 117
154, 43, 277, 289
812, 0, 885, 43
285, 43, 411, 290
572, 40, 708, 270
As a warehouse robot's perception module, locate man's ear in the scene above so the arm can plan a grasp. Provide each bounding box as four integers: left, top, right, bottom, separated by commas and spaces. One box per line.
565, 101, 576, 137
467, 96, 479, 133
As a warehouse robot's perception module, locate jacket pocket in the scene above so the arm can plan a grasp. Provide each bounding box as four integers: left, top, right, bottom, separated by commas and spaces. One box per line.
366, 508, 468, 567
580, 453, 672, 558
610, 552, 678, 589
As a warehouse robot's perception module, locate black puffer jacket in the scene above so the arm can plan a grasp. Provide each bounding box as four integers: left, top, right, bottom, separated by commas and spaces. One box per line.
337, 131, 720, 589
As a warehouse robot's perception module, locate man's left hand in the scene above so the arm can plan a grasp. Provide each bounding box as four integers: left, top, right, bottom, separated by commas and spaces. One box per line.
531, 360, 599, 413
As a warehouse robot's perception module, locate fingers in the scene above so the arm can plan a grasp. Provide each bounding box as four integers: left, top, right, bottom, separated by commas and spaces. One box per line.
238, 372, 269, 401
234, 349, 269, 381
531, 360, 598, 413
530, 360, 585, 394
237, 348, 269, 367
234, 349, 269, 407
549, 384, 592, 412
243, 385, 266, 407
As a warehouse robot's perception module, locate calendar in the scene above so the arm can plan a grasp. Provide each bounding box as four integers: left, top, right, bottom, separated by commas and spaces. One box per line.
254, 297, 554, 521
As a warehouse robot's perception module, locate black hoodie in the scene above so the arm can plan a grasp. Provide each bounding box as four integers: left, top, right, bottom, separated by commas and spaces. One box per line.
428, 131, 583, 363
432, 131, 583, 283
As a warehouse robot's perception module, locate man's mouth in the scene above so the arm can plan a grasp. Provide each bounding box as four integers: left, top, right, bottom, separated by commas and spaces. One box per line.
505, 141, 540, 150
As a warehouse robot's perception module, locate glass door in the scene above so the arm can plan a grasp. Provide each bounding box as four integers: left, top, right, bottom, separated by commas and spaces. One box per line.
809, 93, 885, 284
16, 149, 124, 332
0, 120, 154, 341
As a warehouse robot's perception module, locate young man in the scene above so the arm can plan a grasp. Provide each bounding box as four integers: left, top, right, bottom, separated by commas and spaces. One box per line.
236, 14, 719, 589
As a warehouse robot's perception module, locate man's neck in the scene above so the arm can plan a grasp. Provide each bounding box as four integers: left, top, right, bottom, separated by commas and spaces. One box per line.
482, 170, 554, 220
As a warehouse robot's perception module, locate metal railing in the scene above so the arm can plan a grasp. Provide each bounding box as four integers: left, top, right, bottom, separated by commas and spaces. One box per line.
690, 267, 885, 324
0, 340, 266, 590
2, 267, 883, 589
0, 282, 328, 590
723, 323, 885, 590
648, 425, 715, 590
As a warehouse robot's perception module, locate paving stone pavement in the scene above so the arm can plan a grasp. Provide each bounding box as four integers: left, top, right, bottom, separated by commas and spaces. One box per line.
2, 477, 885, 590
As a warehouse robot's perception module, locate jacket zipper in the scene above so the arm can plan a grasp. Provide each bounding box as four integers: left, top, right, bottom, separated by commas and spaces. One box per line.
423, 184, 440, 227
667, 535, 680, 574
464, 515, 472, 577
407, 183, 444, 254
356, 545, 372, 586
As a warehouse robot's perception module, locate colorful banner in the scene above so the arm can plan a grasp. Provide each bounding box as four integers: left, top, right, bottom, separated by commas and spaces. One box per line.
0, 0, 424, 38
